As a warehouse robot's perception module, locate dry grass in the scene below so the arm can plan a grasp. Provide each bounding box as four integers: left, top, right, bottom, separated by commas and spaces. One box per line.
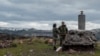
0, 38, 100, 56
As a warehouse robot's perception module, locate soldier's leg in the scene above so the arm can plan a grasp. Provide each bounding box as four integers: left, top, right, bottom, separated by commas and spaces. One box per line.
53, 39, 57, 50
60, 35, 66, 46
53, 39, 56, 46
60, 36, 63, 46
62, 35, 66, 41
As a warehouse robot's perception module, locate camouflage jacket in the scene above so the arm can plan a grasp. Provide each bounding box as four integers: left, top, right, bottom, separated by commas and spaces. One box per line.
58, 25, 68, 35
52, 28, 58, 37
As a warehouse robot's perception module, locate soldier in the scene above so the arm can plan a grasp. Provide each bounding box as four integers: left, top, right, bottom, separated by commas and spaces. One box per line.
58, 21, 68, 46
52, 23, 58, 50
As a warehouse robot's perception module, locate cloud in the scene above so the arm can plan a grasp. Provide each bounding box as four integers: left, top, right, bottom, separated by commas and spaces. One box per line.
86, 22, 100, 30
0, 0, 100, 30
0, 21, 100, 30
0, 22, 8, 27
0, 0, 100, 22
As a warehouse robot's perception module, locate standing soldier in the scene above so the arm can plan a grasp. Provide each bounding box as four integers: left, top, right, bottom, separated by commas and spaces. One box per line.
58, 21, 68, 46
52, 23, 58, 50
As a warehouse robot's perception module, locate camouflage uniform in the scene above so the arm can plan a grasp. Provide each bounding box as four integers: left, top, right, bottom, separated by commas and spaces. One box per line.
58, 25, 68, 46
53, 28, 58, 43
52, 24, 58, 50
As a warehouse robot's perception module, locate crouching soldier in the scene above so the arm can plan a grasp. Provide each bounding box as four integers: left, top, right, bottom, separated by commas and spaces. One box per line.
52, 23, 59, 50
58, 21, 68, 46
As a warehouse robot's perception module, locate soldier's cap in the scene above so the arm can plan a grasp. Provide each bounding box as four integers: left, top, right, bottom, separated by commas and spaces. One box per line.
62, 21, 65, 24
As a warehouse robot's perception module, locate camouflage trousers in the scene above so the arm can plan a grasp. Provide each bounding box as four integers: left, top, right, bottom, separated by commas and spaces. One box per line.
59, 35, 66, 46
53, 36, 58, 47
53, 36, 58, 50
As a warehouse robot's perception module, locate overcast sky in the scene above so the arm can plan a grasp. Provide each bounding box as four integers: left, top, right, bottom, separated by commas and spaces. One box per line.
0, 0, 100, 30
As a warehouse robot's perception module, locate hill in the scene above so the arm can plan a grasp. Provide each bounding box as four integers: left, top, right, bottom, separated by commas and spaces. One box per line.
0, 27, 100, 40
0, 28, 52, 37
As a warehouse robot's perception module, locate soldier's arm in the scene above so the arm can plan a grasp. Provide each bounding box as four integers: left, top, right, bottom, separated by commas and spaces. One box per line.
57, 28, 60, 34
58, 26, 61, 33
66, 27, 68, 33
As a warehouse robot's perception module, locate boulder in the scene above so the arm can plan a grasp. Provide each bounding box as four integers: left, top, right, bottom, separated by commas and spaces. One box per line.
62, 30, 97, 51
64, 30, 97, 45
